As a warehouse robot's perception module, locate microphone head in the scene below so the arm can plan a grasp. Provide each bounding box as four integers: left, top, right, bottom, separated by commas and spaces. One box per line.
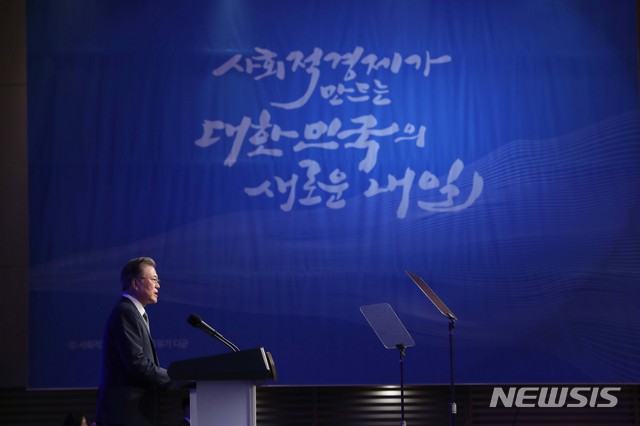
187, 313, 202, 327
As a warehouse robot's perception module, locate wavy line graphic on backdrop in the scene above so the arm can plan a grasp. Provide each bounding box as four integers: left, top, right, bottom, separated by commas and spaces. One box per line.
31, 110, 640, 294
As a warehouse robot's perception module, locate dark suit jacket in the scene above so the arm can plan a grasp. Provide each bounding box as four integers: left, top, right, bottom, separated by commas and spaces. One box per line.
96, 297, 171, 426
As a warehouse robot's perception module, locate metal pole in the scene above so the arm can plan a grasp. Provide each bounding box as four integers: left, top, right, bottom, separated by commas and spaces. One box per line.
449, 320, 456, 426
397, 343, 407, 426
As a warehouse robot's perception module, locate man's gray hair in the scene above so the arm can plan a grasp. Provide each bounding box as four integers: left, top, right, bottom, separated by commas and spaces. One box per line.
120, 257, 156, 290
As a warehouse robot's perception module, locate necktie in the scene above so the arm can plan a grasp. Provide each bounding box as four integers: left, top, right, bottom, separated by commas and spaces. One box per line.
142, 312, 150, 332
143, 312, 159, 365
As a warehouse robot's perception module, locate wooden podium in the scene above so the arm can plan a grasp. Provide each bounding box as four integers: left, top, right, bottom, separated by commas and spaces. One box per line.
168, 347, 276, 426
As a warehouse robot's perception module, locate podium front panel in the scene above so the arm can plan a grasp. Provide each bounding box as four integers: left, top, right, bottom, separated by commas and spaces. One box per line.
191, 380, 256, 426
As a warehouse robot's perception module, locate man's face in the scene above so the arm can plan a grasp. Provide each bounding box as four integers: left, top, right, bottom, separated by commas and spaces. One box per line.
132, 264, 160, 306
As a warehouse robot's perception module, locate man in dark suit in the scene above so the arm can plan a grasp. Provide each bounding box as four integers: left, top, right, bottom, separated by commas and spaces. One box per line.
96, 257, 172, 426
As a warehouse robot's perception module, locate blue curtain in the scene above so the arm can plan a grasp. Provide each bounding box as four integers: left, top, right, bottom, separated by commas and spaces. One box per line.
28, 0, 640, 387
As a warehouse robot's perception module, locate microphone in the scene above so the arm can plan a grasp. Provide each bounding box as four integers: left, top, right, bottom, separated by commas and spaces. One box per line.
187, 313, 218, 336
187, 313, 240, 352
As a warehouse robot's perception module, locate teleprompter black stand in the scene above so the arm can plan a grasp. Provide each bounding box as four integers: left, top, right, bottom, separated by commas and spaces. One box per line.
405, 271, 458, 426
361, 303, 415, 426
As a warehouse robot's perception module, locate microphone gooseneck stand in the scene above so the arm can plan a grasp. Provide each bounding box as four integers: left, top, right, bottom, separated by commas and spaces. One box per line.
216, 331, 240, 353
187, 313, 240, 352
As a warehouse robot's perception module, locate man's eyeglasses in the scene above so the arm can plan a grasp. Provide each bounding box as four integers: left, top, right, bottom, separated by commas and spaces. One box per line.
139, 276, 160, 284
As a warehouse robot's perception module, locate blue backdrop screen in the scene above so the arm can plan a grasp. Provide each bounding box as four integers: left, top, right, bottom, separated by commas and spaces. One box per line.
28, 0, 640, 387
